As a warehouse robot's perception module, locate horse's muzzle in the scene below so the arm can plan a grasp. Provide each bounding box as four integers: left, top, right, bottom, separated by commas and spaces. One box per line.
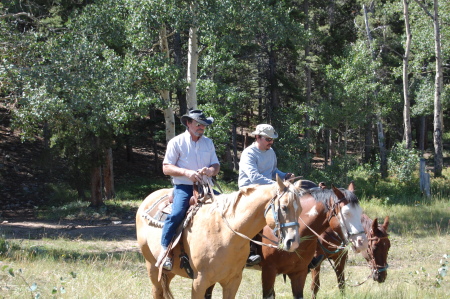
349, 234, 368, 253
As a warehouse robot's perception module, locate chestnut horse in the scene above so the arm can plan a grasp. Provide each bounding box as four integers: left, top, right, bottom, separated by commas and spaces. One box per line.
310, 214, 390, 298
136, 176, 302, 299
256, 182, 368, 299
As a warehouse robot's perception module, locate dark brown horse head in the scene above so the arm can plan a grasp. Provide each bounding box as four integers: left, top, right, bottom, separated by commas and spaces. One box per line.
363, 215, 390, 282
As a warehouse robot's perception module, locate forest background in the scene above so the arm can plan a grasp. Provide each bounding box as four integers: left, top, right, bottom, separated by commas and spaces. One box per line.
1, 1, 450, 298
1, 0, 450, 207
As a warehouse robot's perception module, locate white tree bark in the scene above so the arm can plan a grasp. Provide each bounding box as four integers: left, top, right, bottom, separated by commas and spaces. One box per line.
363, 4, 388, 178
402, 0, 412, 149
432, 0, 443, 176
159, 25, 175, 142
414, 0, 444, 176
186, 25, 199, 110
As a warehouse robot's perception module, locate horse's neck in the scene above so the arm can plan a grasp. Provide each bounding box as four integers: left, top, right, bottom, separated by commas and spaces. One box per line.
227, 188, 274, 237
300, 198, 330, 235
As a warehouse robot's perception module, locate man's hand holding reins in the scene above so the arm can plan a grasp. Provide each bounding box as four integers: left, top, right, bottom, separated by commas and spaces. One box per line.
184, 169, 203, 182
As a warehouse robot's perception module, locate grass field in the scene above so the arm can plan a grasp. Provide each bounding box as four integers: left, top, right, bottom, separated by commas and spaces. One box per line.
1, 196, 449, 298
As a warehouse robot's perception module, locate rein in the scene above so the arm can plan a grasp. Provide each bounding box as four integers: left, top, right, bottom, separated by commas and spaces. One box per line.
346, 234, 390, 288
297, 193, 351, 250
222, 185, 299, 250
297, 215, 346, 250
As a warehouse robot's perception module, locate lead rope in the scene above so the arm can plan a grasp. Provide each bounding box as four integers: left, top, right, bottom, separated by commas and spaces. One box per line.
297, 215, 346, 250
221, 216, 280, 249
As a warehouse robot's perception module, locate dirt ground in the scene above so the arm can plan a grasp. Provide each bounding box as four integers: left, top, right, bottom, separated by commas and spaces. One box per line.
0, 218, 139, 252
0, 105, 153, 252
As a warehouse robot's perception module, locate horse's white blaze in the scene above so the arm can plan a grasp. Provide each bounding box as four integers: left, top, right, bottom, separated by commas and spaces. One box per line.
339, 204, 368, 253
306, 205, 319, 217
293, 199, 299, 212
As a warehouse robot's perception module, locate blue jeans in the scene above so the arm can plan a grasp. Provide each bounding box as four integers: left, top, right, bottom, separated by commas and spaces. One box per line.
161, 184, 193, 248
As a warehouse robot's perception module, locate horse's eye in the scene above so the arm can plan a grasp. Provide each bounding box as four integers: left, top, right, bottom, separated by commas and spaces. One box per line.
282, 205, 288, 212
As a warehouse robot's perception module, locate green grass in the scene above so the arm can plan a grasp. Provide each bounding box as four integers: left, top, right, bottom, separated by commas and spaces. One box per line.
1, 174, 449, 298
1, 235, 448, 298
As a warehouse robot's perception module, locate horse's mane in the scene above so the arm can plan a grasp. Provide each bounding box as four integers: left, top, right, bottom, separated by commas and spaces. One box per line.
209, 188, 251, 217
306, 187, 359, 211
340, 189, 359, 207
209, 182, 296, 217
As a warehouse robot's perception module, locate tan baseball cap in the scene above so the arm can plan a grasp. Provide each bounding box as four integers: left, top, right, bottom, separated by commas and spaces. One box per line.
251, 124, 278, 139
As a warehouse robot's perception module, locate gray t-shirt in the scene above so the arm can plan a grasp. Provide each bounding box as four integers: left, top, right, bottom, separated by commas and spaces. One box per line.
238, 142, 286, 188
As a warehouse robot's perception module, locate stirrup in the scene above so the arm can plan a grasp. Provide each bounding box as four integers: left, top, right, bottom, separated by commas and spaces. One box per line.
163, 257, 173, 271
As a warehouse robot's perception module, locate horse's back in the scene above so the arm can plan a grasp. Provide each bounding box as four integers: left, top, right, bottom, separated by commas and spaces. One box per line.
136, 188, 173, 247
138, 188, 173, 210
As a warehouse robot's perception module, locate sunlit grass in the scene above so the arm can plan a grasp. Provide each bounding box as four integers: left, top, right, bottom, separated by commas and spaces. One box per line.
1, 234, 449, 298
2, 171, 449, 298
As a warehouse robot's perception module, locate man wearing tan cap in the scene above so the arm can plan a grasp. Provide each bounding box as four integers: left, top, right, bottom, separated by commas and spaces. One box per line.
238, 124, 293, 188
238, 124, 294, 266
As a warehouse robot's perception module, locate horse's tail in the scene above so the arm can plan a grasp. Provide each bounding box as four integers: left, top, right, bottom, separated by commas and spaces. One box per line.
161, 273, 174, 299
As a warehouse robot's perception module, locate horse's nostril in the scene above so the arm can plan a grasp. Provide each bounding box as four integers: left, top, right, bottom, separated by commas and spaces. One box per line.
286, 239, 292, 250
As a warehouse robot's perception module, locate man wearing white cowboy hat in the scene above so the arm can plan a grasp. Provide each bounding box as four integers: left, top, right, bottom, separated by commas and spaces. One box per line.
156, 109, 220, 271
238, 123, 294, 266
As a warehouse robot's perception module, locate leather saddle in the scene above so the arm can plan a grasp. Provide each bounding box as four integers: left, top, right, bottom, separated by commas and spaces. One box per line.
142, 183, 211, 228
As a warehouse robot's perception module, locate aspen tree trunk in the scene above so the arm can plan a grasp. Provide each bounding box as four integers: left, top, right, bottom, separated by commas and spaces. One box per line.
402, 0, 412, 149
159, 25, 175, 142
432, 0, 443, 177
364, 4, 388, 178
414, 0, 444, 177
186, 24, 199, 110
174, 32, 187, 116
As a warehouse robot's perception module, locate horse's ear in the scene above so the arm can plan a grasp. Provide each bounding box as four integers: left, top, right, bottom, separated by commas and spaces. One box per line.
348, 181, 355, 192
331, 184, 343, 198
382, 216, 390, 231
372, 217, 379, 233
332, 184, 348, 206
276, 174, 285, 190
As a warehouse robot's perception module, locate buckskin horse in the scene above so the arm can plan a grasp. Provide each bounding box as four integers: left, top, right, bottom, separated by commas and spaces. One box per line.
255, 181, 368, 299
310, 214, 390, 298
136, 176, 302, 299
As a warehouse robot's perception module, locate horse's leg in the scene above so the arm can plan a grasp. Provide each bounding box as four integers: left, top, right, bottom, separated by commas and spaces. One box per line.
146, 261, 175, 299
334, 252, 348, 294
310, 265, 321, 299
261, 266, 277, 298
287, 271, 306, 299
192, 273, 221, 299
221, 272, 244, 299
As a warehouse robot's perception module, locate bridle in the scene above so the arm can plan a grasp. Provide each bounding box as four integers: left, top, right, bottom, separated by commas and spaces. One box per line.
297, 190, 353, 251
327, 192, 365, 243
366, 233, 390, 276
223, 184, 300, 249
265, 185, 300, 242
